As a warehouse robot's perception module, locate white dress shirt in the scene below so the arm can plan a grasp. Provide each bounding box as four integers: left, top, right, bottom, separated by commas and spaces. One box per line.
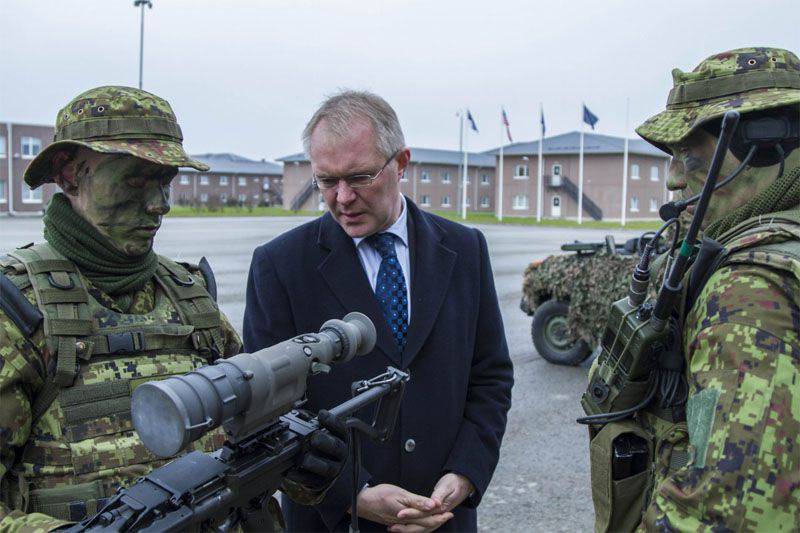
353, 195, 412, 319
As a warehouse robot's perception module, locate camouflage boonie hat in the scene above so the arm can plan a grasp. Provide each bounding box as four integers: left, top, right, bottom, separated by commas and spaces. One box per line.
24, 85, 209, 188
637, 47, 800, 153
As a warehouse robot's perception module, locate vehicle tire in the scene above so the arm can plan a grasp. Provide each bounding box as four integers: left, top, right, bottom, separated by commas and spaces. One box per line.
531, 300, 592, 366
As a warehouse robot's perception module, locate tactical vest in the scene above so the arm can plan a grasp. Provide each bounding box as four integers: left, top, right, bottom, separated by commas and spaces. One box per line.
589, 209, 800, 533
0, 243, 230, 523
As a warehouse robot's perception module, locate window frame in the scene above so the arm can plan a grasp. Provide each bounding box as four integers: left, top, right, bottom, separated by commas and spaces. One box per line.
514, 164, 530, 179
21, 137, 42, 159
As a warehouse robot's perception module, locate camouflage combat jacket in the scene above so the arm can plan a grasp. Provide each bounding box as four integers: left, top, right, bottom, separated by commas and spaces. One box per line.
0, 243, 249, 531
640, 211, 800, 531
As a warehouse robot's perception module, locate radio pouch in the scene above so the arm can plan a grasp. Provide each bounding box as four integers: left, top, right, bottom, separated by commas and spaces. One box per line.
589, 420, 653, 533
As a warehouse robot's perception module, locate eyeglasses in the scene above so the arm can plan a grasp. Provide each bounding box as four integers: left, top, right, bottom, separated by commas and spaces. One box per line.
313, 150, 401, 190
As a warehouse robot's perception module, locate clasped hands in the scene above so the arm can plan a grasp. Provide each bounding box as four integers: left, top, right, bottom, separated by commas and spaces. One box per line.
355, 473, 473, 533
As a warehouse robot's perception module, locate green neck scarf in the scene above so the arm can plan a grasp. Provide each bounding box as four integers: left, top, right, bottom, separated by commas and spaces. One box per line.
43, 193, 158, 295
705, 151, 800, 240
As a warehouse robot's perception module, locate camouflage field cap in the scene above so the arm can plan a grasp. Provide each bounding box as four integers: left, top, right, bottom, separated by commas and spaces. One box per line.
24, 85, 209, 188
637, 47, 800, 153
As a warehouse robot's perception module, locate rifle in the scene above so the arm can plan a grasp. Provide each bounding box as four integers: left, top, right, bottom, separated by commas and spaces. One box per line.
68, 312, 409, 531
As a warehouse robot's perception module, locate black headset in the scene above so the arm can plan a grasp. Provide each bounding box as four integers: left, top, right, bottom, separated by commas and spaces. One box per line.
659, 105, 800, 221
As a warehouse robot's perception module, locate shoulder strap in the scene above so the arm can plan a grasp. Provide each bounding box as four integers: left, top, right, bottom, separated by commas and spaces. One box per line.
9, 244, 93, 386
0, 273, 43, 337
154, 256, 224, 356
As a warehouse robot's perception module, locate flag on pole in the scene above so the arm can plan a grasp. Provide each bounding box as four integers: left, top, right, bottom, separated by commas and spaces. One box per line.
540, 107, 546, 137
501, 108, 513, 142
467, 110, 479, 133
582, 104, 599, 130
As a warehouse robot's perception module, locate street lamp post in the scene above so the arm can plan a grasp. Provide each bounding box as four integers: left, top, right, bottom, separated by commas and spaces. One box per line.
134, 0, 153, 89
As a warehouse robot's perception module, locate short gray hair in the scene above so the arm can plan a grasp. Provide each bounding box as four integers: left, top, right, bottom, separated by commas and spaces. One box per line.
302, 89, 406, 159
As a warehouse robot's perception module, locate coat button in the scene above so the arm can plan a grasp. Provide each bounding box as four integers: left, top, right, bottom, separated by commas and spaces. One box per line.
404, 438, 416, 453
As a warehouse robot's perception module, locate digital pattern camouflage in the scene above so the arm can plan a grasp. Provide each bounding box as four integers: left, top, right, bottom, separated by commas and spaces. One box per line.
0, 260, 240, 531
521, 251, 640, 346
0, 257, 303, 532
640, 213, 800, 531
637, 47, 800, 150
23, 86, 209, 189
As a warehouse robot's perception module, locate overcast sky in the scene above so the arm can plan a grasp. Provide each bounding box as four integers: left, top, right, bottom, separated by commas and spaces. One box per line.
2, 0, 798, 162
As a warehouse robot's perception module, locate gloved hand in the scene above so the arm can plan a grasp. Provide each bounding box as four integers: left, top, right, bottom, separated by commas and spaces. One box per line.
286, 409, 349, 492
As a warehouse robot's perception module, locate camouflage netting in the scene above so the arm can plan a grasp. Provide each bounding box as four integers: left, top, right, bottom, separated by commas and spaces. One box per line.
521, 251, 640, 346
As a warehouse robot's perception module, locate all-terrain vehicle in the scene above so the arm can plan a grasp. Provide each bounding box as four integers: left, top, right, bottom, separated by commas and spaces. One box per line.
520, 235, 656, 366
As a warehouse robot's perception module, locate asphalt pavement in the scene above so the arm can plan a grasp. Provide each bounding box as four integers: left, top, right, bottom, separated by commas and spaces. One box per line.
0, 214, 642, 532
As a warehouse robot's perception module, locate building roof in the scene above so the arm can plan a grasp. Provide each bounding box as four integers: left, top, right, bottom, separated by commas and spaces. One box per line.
483, 131, 669, 158
185, 153, 283, 175
277, 147, 495, 167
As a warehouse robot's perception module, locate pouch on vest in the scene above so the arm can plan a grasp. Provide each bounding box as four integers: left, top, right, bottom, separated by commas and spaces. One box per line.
589, 420, 653, 533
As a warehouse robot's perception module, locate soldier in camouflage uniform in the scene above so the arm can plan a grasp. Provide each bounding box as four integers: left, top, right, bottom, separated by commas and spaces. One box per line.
0, 86, 347, 531
588, 47, 800, 531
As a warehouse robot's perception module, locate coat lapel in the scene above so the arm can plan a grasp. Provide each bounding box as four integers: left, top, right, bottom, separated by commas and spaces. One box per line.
402, 199, 457, 368
317, 213, 402, 367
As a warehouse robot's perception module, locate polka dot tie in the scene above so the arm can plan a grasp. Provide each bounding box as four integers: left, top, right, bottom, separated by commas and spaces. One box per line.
366, 232, 409, 351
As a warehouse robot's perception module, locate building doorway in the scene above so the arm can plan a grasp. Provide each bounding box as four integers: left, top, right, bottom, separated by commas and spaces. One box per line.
551, 195, 561, 217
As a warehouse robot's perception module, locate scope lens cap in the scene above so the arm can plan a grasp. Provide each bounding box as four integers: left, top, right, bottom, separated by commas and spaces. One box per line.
132, 381, 191, 458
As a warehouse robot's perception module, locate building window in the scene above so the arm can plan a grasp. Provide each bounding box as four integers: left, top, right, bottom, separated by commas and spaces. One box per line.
441, 195, 451, 207
421, 171, 431, 183
200, 193, 208, 203
21, 137, 42, 159
238, 177, 247, 187
514, 164, 529, 178
0, 180, 6, 202
220, 193, 228, 204
630, 195, 639, 212
512, 194, 529, 210
442, 171, 452, 184
179, 174, 190, 185
481, 173, 490, 186
219, 175, 229, 186
0, 136, 6, 158
465, 196, 471, 207
552, 164, 562, 177
238, 193, 247, 203
22, 184, 42, 203
650, 165, 659, 181
200, 175, 209, 185
263, 181, 271, 190
421, 194, 431, 207
631, 164, 640, 180
650, 197, 658, 212
480, 195, 490, 208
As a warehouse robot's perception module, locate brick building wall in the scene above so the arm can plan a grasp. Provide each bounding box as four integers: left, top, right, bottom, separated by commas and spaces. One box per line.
1, 123, 58, 214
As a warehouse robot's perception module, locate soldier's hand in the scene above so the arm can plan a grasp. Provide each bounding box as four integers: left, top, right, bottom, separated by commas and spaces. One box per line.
286, 410, 348, 491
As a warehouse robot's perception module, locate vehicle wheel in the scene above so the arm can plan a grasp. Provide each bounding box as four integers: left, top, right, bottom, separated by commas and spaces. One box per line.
531, 300, 591, 366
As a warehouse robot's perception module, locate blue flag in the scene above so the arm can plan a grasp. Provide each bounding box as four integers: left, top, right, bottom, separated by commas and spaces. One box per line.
540, 108, 546, 137
583, 104, 599, 130
467, 110, 479, 133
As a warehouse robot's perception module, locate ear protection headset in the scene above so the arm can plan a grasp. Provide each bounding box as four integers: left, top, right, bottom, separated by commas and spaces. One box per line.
659, 106, 800, 222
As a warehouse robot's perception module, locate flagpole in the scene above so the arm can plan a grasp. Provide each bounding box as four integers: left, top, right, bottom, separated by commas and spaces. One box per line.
578, 104, 585, 225
537, 102, 544, 222
498, 109, 504, 221
461, 109, 468, 220
621, 97, 630, 226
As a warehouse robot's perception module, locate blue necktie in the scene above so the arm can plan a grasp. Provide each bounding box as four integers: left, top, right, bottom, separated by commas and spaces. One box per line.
367, 232, 409, 350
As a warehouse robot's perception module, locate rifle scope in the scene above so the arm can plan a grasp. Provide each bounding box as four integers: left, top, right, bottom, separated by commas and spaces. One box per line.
132, 312, 377, 458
